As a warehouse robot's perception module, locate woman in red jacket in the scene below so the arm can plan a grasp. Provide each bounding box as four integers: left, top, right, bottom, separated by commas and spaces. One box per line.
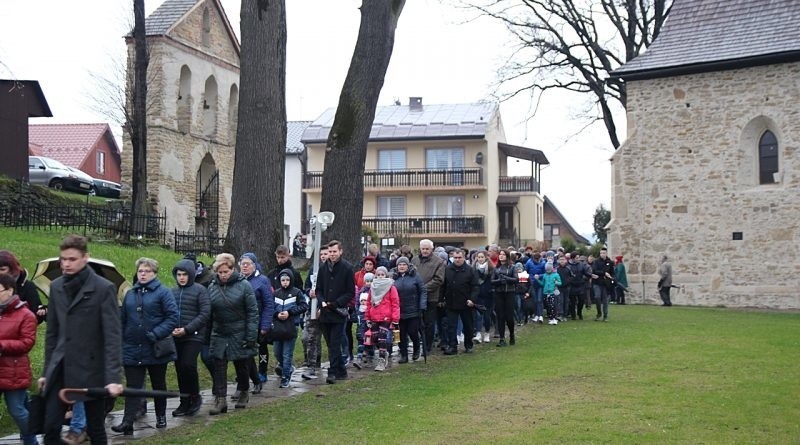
365, 267, 399, 372
0, 273, 38, 445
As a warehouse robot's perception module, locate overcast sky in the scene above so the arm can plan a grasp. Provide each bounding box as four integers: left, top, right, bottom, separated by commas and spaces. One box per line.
0, 0, 617, 238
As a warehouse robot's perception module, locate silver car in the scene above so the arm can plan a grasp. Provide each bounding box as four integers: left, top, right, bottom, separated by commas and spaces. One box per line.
28, 156, 93, 194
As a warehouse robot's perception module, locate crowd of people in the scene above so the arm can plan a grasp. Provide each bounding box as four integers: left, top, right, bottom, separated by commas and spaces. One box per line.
0, 234, 643, 444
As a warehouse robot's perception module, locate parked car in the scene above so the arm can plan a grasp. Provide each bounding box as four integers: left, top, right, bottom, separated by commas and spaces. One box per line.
91, 178, 122, 198
28, 156, 93, 194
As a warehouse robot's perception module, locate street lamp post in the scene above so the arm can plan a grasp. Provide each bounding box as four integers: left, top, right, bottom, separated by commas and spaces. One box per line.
308, 211, 335, 319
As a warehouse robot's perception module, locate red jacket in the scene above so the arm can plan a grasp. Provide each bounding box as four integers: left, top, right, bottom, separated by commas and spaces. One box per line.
0, 296, 36, 390
365, 286, 400, 324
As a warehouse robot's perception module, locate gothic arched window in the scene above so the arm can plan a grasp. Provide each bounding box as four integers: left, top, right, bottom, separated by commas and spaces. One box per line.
758, 130, 779, 184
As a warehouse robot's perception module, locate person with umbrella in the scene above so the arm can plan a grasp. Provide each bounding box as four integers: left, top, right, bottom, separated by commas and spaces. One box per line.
111, 258, 178, 435
39, 235, 124, 445
0, 250, 47, 323
0, 273, 38, 445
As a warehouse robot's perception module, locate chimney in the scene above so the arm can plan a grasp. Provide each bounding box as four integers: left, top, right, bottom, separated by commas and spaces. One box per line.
409, 96, 423, 110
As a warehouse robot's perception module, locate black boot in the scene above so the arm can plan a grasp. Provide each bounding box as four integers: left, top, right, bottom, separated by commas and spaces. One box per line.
172, 397, 189, 417
509, 332, 516, 346
111, 419, 134, 435
185, 394, 202, 416
398, 355, 409, 364
156, 414, 167, 428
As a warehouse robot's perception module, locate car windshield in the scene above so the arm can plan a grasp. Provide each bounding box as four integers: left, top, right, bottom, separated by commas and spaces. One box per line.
42, 158, 68, 169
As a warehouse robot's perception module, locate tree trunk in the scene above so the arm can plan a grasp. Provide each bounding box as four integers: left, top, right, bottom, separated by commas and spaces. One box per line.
319, 0, 405, 263
224, 0, 287, 270
130, 0, 149, 231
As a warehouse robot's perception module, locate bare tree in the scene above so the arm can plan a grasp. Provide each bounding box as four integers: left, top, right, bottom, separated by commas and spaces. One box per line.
129, 0, 149, 222
224, 0, 287, 269
462, 0, 671, 148
318, 0, 405, 263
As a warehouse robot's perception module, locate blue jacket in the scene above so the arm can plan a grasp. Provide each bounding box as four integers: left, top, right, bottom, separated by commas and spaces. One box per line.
120, 278, 179, 366
272, 284, 309, 327
525, 258, 546, 289
393, 267, 427, 319
245, 270, 274, 331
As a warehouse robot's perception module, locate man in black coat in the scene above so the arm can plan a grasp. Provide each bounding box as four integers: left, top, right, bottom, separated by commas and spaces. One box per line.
591, 248, 614, 321
440, 250, 479, 355
315, 240, 355, 384
39, 235, 123, 445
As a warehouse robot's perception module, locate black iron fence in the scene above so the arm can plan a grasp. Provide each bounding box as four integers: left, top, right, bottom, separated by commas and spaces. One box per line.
0, 203, 167, 244
305, 168, 484, 189
361, 215, 485, 236
174, 230, 227, 256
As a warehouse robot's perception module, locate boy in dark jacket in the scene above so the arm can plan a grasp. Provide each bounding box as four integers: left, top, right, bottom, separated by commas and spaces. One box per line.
272, 269, 308, 388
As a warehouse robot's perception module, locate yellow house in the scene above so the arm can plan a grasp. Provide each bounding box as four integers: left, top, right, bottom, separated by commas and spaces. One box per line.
301, 98, 549, 250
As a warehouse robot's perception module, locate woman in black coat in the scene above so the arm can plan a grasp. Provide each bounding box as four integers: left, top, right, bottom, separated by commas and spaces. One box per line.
491, 250, 518, 347
392, 257, 426, 363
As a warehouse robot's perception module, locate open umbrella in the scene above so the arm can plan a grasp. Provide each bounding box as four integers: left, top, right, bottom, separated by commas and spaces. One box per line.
32, 257, 132, 304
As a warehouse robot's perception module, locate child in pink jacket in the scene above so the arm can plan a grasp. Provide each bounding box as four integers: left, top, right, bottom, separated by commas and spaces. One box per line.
365, 267, 399, 372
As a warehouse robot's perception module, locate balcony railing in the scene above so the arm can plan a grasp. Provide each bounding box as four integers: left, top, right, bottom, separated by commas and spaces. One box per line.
304, 168, 483, 189
498, 176, 540, 193
362, 215, 485, 236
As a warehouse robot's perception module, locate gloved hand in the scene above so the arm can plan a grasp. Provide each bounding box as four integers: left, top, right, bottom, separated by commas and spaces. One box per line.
145, 331, 157, 343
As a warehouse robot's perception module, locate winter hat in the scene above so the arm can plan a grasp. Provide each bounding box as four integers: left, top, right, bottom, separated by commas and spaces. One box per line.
436, 250, 449, 261
545, 262, 554, 272
279, 268, 293, 279
514, 262, 524, 271
364, 272, 375, 282
376, 266, 389, 276
396, 256, 409, 266
362, 256, 376, 267
615, 255, 623, 262
240, 252, 258, 265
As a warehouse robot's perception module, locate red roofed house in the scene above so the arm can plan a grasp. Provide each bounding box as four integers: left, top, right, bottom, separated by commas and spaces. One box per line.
28, 123, 122, 182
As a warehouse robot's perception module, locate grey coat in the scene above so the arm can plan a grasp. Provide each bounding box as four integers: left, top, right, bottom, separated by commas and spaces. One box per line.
208, 272, 258, 361
42, 267, 122, 394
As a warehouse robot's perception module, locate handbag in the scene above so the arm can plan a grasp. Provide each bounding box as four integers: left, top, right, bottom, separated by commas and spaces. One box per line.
267, 317, 296, 342
28, 393, 46, 435
153, 335, 176, 358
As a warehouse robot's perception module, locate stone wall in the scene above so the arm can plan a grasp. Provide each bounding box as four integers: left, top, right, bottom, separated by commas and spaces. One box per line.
121, 0, 239, 240
609, 62, 800, 309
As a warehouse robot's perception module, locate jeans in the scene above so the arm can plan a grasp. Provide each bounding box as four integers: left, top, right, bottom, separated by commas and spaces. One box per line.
514, 293, 523, 323
2, 389, 36, 445
70, 400, 86, 432
273, 335, 297, 383
123, 363, 168, 420
321, 321, 347, 378
593, 284, 609, 319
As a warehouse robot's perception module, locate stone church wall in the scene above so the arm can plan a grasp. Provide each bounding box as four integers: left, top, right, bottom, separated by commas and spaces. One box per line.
609, 62, 800, 309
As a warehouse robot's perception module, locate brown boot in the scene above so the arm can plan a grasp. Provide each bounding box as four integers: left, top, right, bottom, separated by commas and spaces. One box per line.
209, 396, 227, 415
234, 390, 249, 409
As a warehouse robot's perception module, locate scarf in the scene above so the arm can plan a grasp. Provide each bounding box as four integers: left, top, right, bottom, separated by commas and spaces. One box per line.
475, 261, 489, 284
62, 266, 91, 302
370, 277, 393, 307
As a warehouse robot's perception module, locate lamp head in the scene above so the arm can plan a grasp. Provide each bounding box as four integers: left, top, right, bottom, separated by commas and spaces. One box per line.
317, 211, 335, 225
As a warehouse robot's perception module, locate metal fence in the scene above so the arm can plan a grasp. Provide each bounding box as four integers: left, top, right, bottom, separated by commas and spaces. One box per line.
0, 203, 167, 244
173, 230, 227, 256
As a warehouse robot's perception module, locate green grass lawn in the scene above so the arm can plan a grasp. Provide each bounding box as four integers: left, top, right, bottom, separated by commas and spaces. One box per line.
149, 305, 800, 445
1, 227, 798, 442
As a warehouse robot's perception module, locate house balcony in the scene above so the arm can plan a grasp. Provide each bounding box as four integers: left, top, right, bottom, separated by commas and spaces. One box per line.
498, 176, 540, 193
304, 168, 484, 192
362, 215, 485, 238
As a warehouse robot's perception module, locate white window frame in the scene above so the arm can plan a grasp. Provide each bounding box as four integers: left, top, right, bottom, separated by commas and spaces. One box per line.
377, 149, 406, 171
425, 147, 464, 170
425, 195, 464, 217
377, 196, 406, 218
96, 151, 105, 175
